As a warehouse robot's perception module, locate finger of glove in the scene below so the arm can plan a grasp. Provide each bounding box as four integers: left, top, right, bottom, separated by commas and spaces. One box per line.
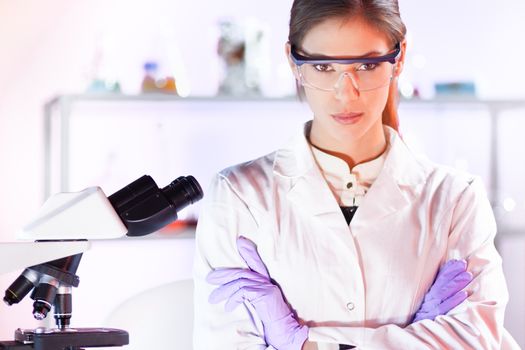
432, 259, 467, 290
414, 290, 468, 322
418, 269, 471, 312
225, 285, 291, 320
224, 284, 276, 313
237, 236, 270, 278
437, 290, 469, 315
436, 271, 473, 301
412, 310, 432, 323
208, 277, 273, 304
206, 268, 267, 285
417, 297, 442, 313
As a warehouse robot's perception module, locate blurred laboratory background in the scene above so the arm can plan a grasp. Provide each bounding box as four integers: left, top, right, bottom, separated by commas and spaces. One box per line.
1, 0, 525, 347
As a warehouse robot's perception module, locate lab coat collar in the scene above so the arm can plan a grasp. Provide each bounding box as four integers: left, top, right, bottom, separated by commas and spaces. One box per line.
273, 122, 316, 178
272, 121, 428, 218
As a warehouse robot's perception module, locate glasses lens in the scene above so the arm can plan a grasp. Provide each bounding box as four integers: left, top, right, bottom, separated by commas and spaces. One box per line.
299, 61, 394, 92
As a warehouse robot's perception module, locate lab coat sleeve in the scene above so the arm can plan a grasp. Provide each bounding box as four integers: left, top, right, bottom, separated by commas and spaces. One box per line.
307, 177, 512, 349
192, 173, 275, 350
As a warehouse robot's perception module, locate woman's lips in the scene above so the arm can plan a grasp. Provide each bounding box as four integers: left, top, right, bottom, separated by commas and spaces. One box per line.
331, 112, 363, 124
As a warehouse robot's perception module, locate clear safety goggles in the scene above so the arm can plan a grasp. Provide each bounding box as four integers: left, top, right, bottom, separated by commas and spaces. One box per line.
290, 43, 401, 92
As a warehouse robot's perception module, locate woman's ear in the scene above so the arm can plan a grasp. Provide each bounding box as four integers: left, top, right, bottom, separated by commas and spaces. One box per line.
285, 42, 300, 81
394, 39, 407, 78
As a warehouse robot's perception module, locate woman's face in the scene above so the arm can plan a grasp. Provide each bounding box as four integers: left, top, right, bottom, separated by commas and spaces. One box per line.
287, 16, 405, 151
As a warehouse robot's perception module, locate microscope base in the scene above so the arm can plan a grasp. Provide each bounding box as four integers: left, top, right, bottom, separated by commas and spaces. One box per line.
0, 328, 129, 350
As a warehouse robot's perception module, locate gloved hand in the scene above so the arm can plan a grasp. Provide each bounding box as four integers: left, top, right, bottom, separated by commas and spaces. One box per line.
207, 236, 308, 350
412, 259, 473, 322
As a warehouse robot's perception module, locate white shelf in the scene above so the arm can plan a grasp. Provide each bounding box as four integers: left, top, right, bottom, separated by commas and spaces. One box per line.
43, 94, 525, 233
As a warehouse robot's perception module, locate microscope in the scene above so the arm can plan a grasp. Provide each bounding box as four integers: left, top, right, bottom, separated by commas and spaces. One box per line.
0, 174, 203, 350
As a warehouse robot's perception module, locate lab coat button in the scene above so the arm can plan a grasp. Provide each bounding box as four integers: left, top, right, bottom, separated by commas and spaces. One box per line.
346, 182, 353, 189
346, 302, 355, 311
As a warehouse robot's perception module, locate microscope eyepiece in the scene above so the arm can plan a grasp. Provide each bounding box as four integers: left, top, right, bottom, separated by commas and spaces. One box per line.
162, 176, 204, 212
109, 175, 204, 237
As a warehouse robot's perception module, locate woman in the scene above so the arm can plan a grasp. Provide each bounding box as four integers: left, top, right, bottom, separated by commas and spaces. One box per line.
193, 1, 517, 349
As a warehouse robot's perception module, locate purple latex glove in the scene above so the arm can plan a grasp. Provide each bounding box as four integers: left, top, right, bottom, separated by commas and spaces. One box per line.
412, 259, 473, 322
207, 236, 308, 350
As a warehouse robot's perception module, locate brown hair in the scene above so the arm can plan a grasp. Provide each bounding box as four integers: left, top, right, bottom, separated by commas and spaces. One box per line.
288, 0, 406, 131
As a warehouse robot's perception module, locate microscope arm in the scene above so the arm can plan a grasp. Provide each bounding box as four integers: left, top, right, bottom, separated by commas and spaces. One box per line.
0, 241, 90, 276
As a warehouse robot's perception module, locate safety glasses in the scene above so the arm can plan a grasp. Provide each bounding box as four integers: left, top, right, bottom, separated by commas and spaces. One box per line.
290, 43, 401, 92
290, 43, 400, 66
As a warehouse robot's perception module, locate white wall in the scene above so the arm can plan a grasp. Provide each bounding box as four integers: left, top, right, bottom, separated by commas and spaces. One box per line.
400, 1, 525, 99
1, 0, 524, 342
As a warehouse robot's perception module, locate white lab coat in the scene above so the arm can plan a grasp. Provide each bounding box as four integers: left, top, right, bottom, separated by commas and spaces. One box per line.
193, 123, 518, 349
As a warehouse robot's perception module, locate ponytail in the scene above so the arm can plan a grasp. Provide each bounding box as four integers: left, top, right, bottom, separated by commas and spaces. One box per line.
382, 81, 400, 132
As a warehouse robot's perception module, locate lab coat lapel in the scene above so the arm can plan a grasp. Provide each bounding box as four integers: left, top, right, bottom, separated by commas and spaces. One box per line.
273, 124, 343, 218
350, 127, 428, 230
351, 167, 408, 226
286, 170, 342, 217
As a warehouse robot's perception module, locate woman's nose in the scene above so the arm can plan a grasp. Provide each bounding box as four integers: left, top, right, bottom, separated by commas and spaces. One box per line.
334, 72, 360, 101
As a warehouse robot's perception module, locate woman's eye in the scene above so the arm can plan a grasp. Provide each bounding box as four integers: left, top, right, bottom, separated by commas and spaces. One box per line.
312, 64, 333, 72
357, 63, 379, 71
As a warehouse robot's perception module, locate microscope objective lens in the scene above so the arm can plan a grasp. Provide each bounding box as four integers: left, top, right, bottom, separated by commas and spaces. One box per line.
34, 311, 46, 320
33, 300, 52, 320
3, 272, 37, 305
